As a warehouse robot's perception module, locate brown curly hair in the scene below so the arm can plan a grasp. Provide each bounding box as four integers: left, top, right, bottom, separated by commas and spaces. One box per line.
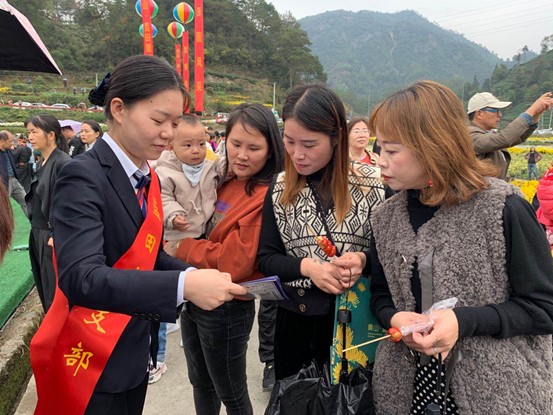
0, 181, 13, 263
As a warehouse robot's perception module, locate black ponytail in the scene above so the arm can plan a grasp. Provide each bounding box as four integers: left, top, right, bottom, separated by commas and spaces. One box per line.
88, 73, 111, 106
94, 55, 188, 121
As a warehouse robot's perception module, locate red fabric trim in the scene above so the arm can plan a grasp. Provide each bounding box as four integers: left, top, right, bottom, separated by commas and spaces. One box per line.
31, 169, 163, 415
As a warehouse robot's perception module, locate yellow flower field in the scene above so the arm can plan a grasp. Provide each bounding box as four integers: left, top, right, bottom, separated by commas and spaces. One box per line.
508, 146, 553, 155
508, 148, 553, 181
526, 135, 553, 141
510, 179, 539, 202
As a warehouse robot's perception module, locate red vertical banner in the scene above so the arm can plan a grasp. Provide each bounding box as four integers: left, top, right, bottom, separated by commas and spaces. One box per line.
141, 0, 154, 55
175, 43, 182, 77
182, 31, 189, 92
194, 0, 204, 114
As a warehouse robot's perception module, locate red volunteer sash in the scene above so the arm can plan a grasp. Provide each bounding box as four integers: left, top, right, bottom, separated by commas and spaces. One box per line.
31, 169, 163, 415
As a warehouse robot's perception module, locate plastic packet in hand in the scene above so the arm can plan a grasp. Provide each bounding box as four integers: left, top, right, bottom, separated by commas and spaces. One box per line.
423, 297, 458, 314
399, 297, 458, 336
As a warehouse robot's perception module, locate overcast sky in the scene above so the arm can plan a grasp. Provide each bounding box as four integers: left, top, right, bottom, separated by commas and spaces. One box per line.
269, 0, 553, 60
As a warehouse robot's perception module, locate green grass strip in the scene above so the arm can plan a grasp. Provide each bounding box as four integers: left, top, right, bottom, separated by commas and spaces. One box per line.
0, 200, 33, 328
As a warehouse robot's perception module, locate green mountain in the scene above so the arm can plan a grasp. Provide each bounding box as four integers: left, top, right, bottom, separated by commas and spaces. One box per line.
486, 49, 553, 124
5, 1, 551, 119
299, 10, 504, 113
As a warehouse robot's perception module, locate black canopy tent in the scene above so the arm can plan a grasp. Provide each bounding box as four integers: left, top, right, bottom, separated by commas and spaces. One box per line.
0, 0, 62, 75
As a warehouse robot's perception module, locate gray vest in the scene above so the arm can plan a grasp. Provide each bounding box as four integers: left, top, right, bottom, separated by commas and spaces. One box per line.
371, 178, 553, 414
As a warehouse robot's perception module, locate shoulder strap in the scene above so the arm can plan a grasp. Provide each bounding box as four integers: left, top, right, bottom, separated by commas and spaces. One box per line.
306, 177, 341, 256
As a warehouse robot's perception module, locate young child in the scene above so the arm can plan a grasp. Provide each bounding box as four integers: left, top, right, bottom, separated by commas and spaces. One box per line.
156, 114, 226, 257
148, 114, 227, 383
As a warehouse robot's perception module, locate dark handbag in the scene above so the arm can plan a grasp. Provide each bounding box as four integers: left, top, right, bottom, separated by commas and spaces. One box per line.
264, 360, 375, 415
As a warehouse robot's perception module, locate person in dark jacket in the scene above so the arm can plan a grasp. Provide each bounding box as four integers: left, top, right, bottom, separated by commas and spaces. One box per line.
0, 130, 27, 214
25, 115, 71, 312
524, 146, 543, 180
12, 134, 33, 192
30, 55, 247, 415
60, 121, 85, 157
257, 85, 385, 380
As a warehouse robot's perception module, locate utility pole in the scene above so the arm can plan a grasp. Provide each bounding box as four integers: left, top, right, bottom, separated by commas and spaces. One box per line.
272, 82, 276, 112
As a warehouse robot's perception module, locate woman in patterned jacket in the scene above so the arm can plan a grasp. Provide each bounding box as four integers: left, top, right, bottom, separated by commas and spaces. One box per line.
257, 84, 385, 380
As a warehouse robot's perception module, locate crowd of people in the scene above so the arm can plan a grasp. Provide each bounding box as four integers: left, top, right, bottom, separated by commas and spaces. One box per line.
0, 54, 552, 415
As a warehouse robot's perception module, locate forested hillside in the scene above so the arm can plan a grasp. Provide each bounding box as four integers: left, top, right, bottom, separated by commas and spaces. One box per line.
5, 0, 326, 91
485, 50, 553, 123
299, 10, 505, 113
3, 1, 552, 117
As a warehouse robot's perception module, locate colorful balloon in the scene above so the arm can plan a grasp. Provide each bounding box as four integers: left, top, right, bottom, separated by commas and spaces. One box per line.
167, 22, 185, 39
135, 0, 159, 18
139, 23, 158, 38
173, 2, 194, 24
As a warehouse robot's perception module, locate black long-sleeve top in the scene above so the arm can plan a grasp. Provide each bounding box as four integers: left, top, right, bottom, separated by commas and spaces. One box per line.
370, 190, 553, 339
257, 181, 304, 281
257, 168, 331, 284
258, 169, 340, 315
258, 172, 394, 283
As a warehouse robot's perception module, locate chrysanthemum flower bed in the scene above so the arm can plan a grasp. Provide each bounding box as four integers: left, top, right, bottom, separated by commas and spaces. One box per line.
508, 136, 553, 201
510, 179, 539, 203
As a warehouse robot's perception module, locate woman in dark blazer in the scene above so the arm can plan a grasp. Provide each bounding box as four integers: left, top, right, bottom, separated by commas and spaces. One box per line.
30, 55, 246, 415
25, 115, 70, 312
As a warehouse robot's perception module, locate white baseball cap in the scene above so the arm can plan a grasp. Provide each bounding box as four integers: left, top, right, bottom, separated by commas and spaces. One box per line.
58, 119, 82, 134
467, 92, 511, 114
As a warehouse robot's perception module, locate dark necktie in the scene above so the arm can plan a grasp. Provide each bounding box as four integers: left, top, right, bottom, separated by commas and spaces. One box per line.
133, 171, 151, 218
133, 171, 158, 363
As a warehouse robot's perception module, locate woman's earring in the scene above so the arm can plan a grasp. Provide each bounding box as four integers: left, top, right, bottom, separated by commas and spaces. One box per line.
427, 179, 433, 188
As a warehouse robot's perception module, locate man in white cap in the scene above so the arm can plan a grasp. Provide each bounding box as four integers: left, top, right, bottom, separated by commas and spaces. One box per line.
59, 120, 85, 158
468, 91, 553, 180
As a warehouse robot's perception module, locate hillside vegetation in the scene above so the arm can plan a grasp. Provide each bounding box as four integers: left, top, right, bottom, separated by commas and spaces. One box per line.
489, 50, 553, 121
2, 1, 553, 118
299, 10, 505, 113
0, 68, 276, 130
3, 0, 325, 113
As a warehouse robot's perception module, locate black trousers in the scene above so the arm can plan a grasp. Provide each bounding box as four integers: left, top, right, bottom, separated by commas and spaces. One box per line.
29, 228, 56, 312
84, 373, 148, 415
257, 300, 277, 363
273, 306, 334, 380
16, 164, 32, 193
